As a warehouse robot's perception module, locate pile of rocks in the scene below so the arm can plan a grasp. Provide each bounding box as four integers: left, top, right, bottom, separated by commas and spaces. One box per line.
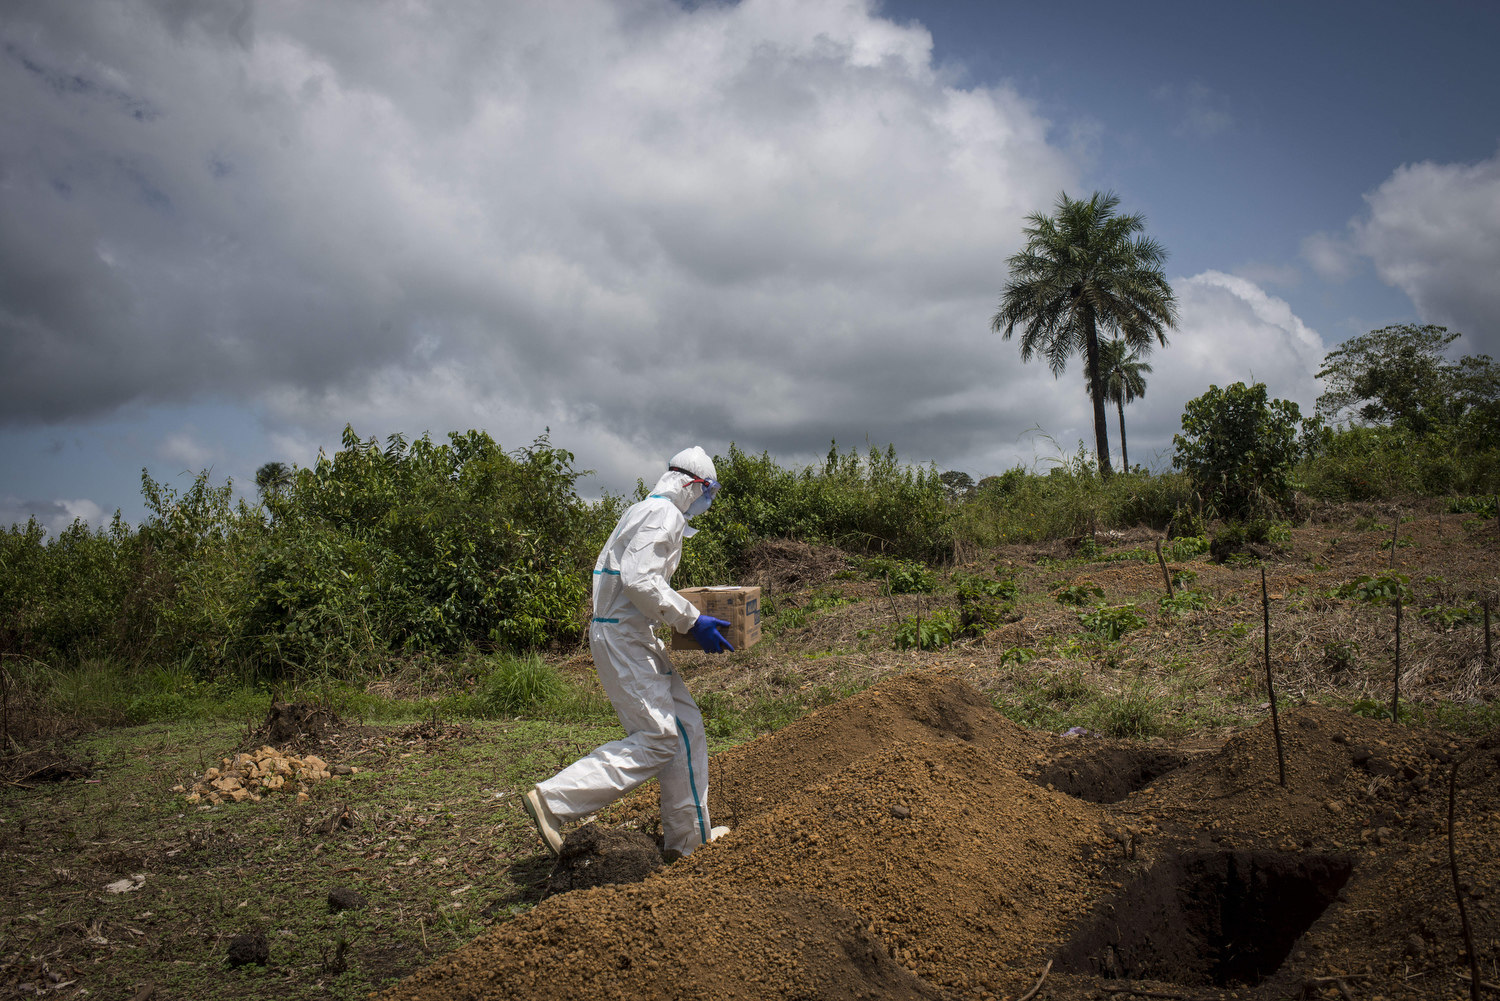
174, 746, 356, 805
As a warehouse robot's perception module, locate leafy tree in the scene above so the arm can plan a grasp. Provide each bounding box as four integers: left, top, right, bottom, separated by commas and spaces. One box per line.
939, 470, 975, 501
993, 191, 1178, 477
1086, 339, 1152, 472
1315, 324, 1499, 434
1172, 382, 1303, 518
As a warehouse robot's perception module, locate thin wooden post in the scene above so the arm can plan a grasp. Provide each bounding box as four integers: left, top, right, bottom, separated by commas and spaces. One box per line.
1388, 514, 1399, 569
1261, 567, 1286, 787
1154, 540, 1173, 597
1449, 757, 1481, 1001
1390, 597, 1402, 724
1484, 598, 1492, 665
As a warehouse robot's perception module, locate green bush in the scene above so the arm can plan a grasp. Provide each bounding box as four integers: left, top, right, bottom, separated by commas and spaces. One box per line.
1159, 590, 1209, 614
694, 442, 950, 563
1173, 382, 1305, 518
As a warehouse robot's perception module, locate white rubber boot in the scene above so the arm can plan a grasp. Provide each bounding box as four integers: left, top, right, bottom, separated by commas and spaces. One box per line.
523, 787, 564, 855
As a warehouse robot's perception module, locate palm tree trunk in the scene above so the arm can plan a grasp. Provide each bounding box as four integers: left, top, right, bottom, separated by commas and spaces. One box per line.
1083, 315, 1113, 477
1117, 396, 1129, 472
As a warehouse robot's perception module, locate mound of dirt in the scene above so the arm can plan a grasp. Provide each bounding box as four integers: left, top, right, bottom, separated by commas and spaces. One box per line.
674, 740, 1113, 997
615, 669, 1035, 829
382, 882, 947, 1001
382, 672, 1499, 1000
256, 701, 336, 745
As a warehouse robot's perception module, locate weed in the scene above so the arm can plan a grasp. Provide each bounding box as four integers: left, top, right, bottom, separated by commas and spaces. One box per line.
1323, 640, 1358, 673
1159, 590, 1209, 614
998, 646, 1037, 665
892, 610, 958, 651
1420, 604, 1482, 630
1054, 582, 1104, 606
1163, 535, 1210, 561
1088, 686, 1164, 738
1078, 604, 1147, 642
477, 653, 566, 715
853, 556, 936, 594
1333, 572, 1413, 605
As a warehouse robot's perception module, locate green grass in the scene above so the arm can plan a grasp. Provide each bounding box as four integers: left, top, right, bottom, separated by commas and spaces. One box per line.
0, 715, 659, 1000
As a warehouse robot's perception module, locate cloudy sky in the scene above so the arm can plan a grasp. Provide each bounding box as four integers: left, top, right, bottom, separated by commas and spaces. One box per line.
3, 0, 1498, 532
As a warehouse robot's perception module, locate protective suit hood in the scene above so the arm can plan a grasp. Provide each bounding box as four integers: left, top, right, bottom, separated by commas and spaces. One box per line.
648, 470, 700, 514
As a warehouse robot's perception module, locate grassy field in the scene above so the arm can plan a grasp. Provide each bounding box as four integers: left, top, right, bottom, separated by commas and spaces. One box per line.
2, 501, 1496, 998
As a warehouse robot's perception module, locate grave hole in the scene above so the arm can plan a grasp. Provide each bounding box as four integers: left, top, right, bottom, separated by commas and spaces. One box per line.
1055, 850, 1353, 987
1030, 748, 1196, 803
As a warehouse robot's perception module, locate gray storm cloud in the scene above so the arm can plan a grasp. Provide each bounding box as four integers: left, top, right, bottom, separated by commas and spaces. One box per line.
1, 0, 1335, 495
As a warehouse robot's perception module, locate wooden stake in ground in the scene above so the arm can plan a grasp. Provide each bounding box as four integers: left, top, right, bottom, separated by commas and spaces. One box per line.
1390, 596, 1402, 724
1484, 598, 1493, 666
1154, 539, 1173, 597
1261, 566, 1286, 787
1388, 514, 1399, 569
1448, 757, 1482, 1001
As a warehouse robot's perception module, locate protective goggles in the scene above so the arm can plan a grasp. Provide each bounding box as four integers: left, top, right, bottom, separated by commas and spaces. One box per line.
669, 467, 720, 501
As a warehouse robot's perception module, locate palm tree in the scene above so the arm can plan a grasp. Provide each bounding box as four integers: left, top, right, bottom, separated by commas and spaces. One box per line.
254, 461, 294, 501
992, 191, 1177, 476
1089, 339, 1152, 472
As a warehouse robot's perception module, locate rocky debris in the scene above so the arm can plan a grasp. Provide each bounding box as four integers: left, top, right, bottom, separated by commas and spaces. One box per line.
327, 887, 366, 912
225, 932, 268, 967
175, 746, 357, 805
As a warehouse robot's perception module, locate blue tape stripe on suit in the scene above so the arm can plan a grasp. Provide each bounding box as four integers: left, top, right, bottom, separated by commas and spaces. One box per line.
592, 568, 620, 575
591, 617, 619, 623
676, 717, 708, 843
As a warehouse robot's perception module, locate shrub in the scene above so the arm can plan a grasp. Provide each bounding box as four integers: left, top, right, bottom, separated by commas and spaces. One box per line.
1173, 382, 1305, 518
954, 572, 1017, 637
854, 556, 937, 594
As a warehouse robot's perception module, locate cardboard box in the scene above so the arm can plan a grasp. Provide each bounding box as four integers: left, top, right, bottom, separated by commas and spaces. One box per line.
671, 586, 761, 652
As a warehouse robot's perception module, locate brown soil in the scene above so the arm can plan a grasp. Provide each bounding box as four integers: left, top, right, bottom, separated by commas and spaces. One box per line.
378, 670, 1500, 1000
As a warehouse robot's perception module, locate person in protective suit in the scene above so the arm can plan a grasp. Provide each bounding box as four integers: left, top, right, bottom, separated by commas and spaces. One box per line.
522, 446, 733, 859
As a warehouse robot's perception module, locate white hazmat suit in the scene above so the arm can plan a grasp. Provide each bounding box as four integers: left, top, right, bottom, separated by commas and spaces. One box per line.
529, 448, 725, 858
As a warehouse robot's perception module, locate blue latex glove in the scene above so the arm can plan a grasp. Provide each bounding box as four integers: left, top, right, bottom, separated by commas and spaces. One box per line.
688, 615, 734, 654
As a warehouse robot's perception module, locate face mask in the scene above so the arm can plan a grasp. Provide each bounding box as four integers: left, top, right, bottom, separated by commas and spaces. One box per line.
685, 478, 719, 519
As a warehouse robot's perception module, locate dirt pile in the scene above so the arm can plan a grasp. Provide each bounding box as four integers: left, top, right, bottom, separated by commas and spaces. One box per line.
383, 881, 946, 1001
615, 669, 1036, 829
675, 740, 1113, 997
380, 672, 1499, 1000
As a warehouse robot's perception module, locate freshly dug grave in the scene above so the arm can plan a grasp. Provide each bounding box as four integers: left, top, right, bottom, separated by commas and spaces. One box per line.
383, 671, 1500, 1000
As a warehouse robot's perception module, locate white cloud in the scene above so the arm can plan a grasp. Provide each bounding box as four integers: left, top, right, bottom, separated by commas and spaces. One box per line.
1299, 231, 1357, 282
1057, 271, 1327, 472
0, 496, 105, 536
1, 0, 1081, 489
1349, 150, 1500, 355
